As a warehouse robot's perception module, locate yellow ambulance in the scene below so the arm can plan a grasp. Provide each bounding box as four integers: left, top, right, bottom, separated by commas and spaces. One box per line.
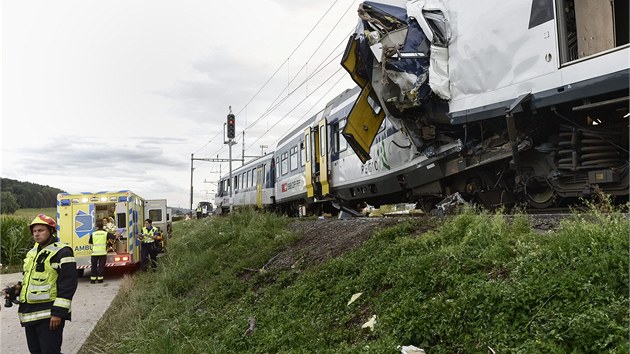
56, 190, 167, 274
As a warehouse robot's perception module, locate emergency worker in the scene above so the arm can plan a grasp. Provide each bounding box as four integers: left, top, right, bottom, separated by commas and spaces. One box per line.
18, 214, 78, 354
89, 220, 116, 284
139, 219, 162, 271
196, 205, 202, 219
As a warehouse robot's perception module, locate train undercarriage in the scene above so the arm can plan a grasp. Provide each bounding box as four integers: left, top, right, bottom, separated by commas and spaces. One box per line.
408, 90, 629, 211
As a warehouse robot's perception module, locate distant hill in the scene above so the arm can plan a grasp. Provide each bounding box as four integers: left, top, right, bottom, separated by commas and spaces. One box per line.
1, 178, 65, 209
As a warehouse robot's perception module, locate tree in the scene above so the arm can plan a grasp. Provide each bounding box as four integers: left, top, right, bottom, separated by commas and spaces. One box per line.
1, 191, 20, 214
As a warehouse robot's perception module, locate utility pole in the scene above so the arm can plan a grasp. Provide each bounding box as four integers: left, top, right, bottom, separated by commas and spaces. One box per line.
190, 154, 241, 214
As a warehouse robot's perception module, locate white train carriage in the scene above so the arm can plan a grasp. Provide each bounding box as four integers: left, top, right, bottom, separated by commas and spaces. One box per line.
215, 153, 275, 214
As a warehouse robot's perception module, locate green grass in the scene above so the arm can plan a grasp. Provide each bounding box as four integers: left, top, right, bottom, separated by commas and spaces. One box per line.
80, 204, 629, 353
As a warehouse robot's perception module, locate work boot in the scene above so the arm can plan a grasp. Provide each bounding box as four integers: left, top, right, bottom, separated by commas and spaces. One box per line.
97, 280, 103, 283
90, 280, 96, 284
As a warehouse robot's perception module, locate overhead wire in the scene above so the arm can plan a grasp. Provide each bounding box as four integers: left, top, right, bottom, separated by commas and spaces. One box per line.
198, 0, 359, 176
245, 66, 346, 151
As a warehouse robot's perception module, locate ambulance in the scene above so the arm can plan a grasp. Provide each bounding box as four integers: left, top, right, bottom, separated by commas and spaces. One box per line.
56, 190, 168, 274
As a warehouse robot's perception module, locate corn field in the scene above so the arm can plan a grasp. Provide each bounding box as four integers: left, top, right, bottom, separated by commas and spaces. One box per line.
1, 215, 32, 267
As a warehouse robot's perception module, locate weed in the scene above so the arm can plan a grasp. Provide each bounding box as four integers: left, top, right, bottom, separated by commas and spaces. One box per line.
80, 207, 629, 353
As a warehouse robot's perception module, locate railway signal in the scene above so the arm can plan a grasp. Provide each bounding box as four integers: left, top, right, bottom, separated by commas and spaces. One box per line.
227, 113, 236, 139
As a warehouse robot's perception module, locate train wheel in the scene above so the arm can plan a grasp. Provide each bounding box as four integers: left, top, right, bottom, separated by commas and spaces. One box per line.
524, 176, 556, 209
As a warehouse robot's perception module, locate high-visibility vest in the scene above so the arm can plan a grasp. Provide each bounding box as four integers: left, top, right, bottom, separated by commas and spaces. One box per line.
91, 230, 108, 256
141, 226, 159, 243
19, 242, 73, 323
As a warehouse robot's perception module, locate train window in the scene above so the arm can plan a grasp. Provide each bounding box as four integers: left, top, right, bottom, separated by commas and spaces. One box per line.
320, 125, 326, 157
281, 152, 288, 175
275, 158, 280, 179
263, 164, 267, 185
300, 142, 306, 166
290, 146, 298, 171
339, 119, 348, 152
251, 168, 255, 186
245, 170, 250, 188
556, 0, 628, 64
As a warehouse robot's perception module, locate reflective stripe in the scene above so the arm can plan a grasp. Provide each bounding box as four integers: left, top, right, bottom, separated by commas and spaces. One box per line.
29, 284, 52, 292
60, 257, 75, 264
19, 309, 52, 323
28, 293, 51, 301
51, 262, 60, 269
54, 297, 72, 309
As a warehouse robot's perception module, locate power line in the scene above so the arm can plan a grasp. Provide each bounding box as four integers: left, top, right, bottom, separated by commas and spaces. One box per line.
246, 67, 345, 151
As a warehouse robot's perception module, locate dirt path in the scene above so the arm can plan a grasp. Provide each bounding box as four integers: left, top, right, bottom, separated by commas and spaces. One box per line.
1, 271, 125, 354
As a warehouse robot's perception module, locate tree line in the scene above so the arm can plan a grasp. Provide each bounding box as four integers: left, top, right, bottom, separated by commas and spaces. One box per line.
1, 178, 65, 214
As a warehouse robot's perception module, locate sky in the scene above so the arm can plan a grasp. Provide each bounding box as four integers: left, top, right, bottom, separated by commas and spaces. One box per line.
1, 0, 402, 210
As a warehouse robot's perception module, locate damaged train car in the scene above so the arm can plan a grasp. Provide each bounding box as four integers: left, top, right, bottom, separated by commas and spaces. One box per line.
341, 0, 629, 209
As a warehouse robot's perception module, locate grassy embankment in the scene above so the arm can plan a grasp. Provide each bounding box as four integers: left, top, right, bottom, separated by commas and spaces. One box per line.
80, 199, 629, 353
0, 208, 56, 273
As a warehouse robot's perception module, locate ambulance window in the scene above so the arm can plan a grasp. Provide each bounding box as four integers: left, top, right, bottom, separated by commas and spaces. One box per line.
116, 213, 126, 228
149, 209, 163, 222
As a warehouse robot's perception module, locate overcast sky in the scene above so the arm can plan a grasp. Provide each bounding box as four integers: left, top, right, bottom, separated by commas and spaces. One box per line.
1, 0, 408, 209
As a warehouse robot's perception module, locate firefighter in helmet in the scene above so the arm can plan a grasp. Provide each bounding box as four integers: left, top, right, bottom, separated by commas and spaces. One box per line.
18, 214, 78, 353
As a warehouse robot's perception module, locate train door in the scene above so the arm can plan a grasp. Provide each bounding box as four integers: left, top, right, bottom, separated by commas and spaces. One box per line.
304, 127, 315, 197
318, 118, 330, 196
256, 165, 263, 208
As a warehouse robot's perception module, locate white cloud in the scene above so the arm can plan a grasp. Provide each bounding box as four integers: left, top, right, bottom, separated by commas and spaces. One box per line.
2, 0, 361, 208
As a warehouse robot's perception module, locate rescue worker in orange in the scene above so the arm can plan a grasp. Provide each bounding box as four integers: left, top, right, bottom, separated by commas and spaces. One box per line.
88, 220, 116, 284
139, 218, 162, 271
18, 214, 78, 354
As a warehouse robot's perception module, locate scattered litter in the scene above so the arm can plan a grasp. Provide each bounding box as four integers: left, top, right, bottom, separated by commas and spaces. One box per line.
398, 345, 425, 354
244, 316, 256, 337
347, 292, 363, 306
361, 315, 376, 331
435, 192, 467, 216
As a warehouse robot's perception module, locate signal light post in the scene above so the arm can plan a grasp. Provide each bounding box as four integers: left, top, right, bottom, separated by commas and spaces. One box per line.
226, 109, 236, 212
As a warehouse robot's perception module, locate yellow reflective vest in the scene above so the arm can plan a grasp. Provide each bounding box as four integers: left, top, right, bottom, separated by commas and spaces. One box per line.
91, 230, 108, 256
19, 242, 75, 324
141, 226, 160, 243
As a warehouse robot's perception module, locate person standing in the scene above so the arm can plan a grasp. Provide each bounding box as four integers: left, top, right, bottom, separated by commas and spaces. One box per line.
139, 219, 162, 271
18, 214, 78, 354
89, 220, 116, 284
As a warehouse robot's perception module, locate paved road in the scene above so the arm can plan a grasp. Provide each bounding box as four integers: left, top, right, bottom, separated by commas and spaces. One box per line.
1, 271, 124, 354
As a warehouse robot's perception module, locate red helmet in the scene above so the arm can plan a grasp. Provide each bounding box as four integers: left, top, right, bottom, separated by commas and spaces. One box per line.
30, 214, 57, 232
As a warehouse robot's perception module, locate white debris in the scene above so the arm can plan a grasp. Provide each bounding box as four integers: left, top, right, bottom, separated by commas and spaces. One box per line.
347, 292, 363, 306
361, 315, 377, 331
398, 345, 426, 354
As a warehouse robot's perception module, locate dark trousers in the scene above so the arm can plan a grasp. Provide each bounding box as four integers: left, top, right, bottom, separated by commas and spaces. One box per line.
91, 255, 106, 280
140, 242, 157, 271
25, 319, 65, 354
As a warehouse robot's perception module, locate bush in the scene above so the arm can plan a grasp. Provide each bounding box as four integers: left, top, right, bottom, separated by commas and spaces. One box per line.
0, 191, 20, 214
